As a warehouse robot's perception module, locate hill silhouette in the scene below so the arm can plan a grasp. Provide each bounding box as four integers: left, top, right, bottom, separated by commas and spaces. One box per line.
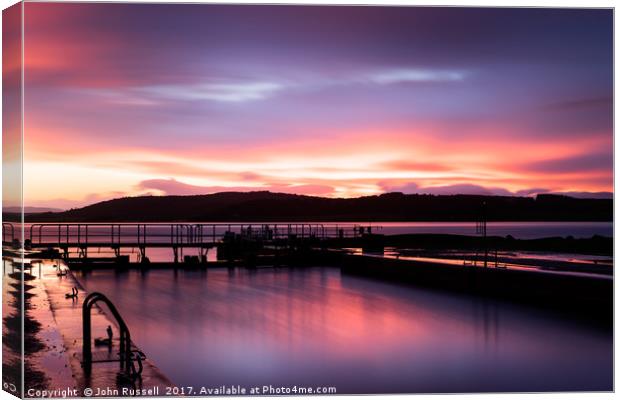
7, 191, 612, 222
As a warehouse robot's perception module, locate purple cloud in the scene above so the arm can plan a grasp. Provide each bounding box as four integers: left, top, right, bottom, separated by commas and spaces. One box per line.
527, 152, 612, 174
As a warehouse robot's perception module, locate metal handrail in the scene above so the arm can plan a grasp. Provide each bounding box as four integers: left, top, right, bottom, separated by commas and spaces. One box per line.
82, 292, 132, 375
27, 223, 371, 248
2, 223, 15, 243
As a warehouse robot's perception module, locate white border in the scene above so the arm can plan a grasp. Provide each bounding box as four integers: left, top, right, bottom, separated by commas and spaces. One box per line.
0, 2, 615, 400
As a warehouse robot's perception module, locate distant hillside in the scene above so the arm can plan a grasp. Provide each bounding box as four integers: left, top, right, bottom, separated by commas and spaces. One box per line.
5, 191, 612, 223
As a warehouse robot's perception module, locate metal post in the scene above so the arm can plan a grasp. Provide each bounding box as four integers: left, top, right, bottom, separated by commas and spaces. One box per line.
481, 201, 488, 268
82, 299, 92, 375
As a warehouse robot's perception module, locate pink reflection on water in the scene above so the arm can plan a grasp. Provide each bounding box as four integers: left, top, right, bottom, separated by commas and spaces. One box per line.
73, 267, 612, 393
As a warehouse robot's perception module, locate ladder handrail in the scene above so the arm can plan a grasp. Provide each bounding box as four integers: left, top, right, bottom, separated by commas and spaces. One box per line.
82, 292, 132, 375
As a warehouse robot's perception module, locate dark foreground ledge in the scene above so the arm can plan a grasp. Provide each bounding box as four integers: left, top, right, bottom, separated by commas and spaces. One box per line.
341, 253, 612, 325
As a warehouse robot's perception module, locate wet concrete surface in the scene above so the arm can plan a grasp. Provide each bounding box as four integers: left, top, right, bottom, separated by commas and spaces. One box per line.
27, 263, 76, 393
32, 260, 174, 396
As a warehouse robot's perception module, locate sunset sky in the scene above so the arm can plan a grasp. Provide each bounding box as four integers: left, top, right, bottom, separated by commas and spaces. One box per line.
17, 4, 613, 209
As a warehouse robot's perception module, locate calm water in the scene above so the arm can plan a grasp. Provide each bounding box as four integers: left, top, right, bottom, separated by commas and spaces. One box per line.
75, 267, 612, 393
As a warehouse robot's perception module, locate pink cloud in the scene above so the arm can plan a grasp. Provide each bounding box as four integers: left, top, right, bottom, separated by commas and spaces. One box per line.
137, 178, 335, 197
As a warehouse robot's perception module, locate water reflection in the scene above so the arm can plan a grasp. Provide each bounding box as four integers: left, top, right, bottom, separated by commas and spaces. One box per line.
75, 267, 612, 393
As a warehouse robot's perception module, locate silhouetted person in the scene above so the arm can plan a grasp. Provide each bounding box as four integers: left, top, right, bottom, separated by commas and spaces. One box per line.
65, 287, 78, 299
94, 325, 113, 347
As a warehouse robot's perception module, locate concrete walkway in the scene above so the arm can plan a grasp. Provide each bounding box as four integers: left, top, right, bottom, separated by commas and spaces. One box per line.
37, 260, 174, 396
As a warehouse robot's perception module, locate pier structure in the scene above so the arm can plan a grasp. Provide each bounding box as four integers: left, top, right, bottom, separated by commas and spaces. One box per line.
3, 222, 375, 264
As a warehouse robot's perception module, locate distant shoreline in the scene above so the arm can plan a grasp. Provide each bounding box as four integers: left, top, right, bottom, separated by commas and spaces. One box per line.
378, 233, 612, 256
